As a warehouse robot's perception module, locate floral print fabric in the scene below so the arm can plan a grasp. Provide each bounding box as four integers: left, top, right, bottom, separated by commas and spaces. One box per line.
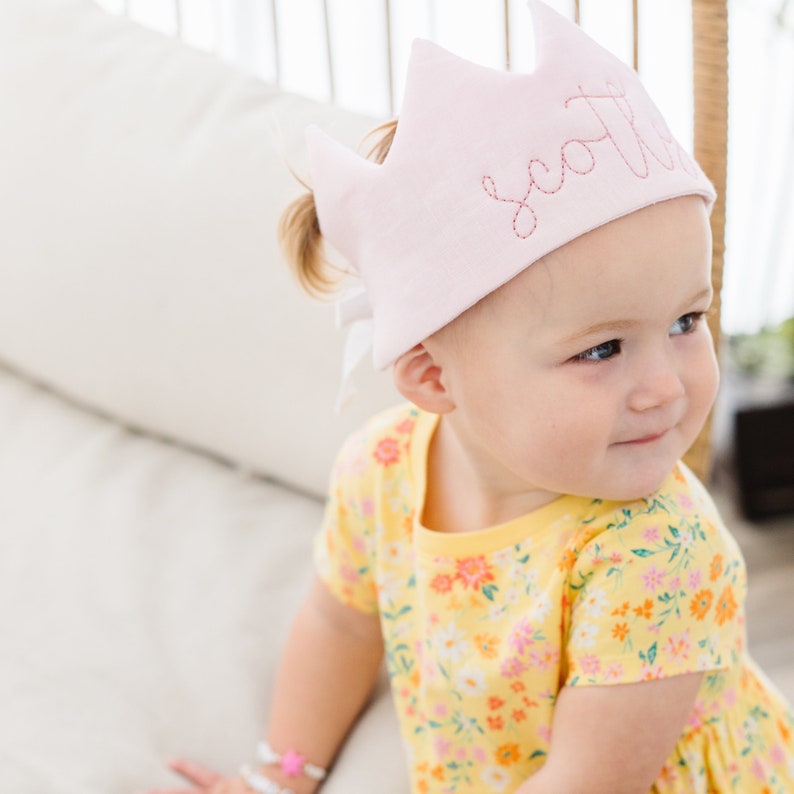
315, 405, 794, 793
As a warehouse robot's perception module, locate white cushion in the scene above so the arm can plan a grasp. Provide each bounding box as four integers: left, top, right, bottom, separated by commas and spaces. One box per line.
0, 0, 401, 499
0, 365, 407, 792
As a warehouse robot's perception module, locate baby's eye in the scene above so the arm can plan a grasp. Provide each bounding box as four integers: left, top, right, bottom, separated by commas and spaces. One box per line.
575, 339, 622, 362
669, 312, 703, 336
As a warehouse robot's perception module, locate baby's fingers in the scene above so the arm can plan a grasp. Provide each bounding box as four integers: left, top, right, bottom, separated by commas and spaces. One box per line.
167, 758, 224, 788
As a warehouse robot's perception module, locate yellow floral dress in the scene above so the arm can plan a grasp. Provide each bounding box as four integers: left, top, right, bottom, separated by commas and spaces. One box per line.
315, 404, 794, 793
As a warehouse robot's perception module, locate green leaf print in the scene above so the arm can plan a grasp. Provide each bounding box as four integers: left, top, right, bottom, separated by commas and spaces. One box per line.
481, 584, 499, 601
631, 548, 655, 557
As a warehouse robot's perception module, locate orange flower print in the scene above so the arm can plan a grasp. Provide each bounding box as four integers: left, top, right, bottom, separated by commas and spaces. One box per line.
612, 622, 630, 642
557, 548, 577, 572
709, 554, 724, 582
488, 696, 506, 711
416, 779, 429, 794
779, 718, 792, 743
512, 708, 527, 723
689, 589, 714, 621
510, 681, 526, 693
633, 599, 654, 619
430, 574, 454, 594
474, 633, 501, 659
495, 743, 521, 766
714, 585, 738, 626
612, 601, 630, 617
455, 556, 495, 590
373, 437, 401, 466
487, 715, 504, 730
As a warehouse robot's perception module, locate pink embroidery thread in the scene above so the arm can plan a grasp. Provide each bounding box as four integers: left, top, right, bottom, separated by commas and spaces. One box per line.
482, 82, 699, 239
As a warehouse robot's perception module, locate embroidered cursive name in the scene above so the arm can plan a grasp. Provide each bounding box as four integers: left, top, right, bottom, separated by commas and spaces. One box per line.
482, 82, 699, 239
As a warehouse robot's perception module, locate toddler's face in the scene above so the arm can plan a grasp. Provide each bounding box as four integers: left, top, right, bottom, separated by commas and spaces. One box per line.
432, 196, 719, 503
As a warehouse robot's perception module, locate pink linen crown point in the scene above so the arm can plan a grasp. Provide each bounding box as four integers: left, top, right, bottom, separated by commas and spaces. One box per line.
306, 0, 717, 371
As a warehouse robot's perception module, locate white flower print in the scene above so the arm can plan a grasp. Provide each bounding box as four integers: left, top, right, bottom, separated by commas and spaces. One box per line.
529, 591, 553, 621
492, 548, 514, 569
570, 621, 599, 649
580, 586, 609, 618
481, 765, 511, 792
382, 541, 405, 567
434, 621, 471, 663
377, 571, 403, 603
455, 665, 487, 696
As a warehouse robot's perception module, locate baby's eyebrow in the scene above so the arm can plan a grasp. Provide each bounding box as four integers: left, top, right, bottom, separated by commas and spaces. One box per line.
560, 319, 638, 347
559, 286, 713, 347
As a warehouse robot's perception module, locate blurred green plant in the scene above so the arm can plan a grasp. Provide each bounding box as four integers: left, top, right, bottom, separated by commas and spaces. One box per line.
727, 316, 794, 379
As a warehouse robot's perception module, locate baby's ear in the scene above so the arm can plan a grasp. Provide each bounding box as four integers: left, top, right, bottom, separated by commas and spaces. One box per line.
392, 344, 456, 414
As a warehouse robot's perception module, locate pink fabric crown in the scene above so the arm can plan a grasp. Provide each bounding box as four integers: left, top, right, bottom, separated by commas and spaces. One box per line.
307, 0, 716, 371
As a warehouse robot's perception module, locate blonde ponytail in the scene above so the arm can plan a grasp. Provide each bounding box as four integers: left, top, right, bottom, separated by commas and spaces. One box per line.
278, 185, 334, 297
278, 119, 399, 297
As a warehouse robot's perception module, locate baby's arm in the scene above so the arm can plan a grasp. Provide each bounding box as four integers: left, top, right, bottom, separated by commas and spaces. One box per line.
515, 672, 703, 794
159, 575, 383, 794
262, 574, 385, 792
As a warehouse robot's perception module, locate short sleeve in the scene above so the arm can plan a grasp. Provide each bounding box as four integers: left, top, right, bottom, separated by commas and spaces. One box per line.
564, 471, 747, 686
313, 428, 380, 615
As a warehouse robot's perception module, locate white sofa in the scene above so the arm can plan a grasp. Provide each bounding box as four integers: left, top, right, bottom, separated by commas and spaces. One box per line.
0, 1, 409, 791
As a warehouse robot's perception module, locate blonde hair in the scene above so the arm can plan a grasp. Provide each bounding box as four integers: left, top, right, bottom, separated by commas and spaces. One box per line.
278, 120, 399, 297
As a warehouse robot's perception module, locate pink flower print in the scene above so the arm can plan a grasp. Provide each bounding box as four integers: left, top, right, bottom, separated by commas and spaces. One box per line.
472, 746, 487, 763
770, 743, 786, 765
579, 654, 602, 676
609, 551, 623, 564
373, 437, 401, 466
640, 663, 664, 680
603, 662, 624, 682
529, 644, 559, 672
751, 755, 767, 780
687, 699, 706, 729
352, 535, 367, 554
360, 497, 375, 517
455, 747, 468, 761
434, 735, 452, 759
340, 564, 359, 584
642, 564, 666, 593
433, 702, 448, 717
395, 417, 415, 434
508, 617, 536, 655
537, 724, 552, 743
500, 656, 528, 678
455, 556, 495, 590
642, 525, 661, 543
687, 568, 702, 590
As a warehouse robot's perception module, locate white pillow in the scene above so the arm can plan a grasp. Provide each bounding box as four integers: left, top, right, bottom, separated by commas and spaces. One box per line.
0, 0, 401, 498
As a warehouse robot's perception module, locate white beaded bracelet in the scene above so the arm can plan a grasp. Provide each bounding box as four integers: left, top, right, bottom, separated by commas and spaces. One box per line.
239, 765, 295, 794
257, 740, 328, 782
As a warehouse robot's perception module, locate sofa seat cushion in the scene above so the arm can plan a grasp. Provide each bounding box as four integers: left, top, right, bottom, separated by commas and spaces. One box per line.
0, 365, 406, 793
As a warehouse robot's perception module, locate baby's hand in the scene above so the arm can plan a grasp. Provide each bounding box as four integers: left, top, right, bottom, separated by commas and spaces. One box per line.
140, 758, 250, 794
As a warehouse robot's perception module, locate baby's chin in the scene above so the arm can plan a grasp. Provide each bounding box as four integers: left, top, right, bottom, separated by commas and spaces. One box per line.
577, 459, 682, 504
